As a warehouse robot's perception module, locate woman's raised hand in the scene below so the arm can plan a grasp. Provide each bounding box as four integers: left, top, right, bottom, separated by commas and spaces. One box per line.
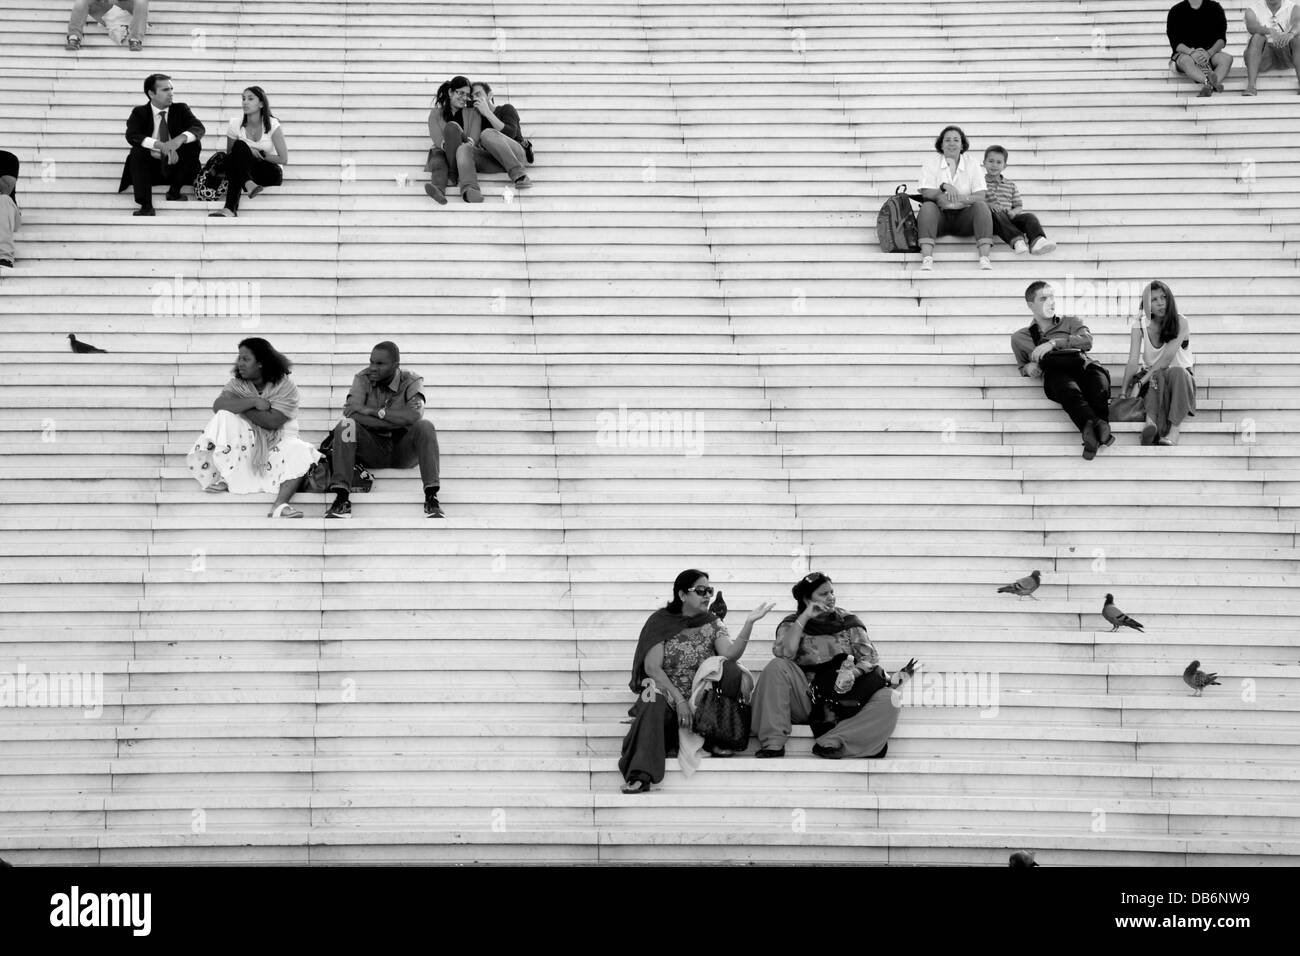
745, 601, 777, 625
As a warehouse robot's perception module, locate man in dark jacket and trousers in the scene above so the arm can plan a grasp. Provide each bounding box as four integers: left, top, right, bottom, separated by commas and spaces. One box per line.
119, 73, 205, 216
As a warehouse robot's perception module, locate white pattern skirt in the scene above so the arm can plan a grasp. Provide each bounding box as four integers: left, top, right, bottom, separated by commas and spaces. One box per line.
187, 410, 319, 494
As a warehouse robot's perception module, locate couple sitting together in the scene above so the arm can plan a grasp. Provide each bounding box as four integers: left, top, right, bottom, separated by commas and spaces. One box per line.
1013, 279, 1196, 459
618, 570, 916, 794
187, 338, 445, 519
424, 75, 533, 204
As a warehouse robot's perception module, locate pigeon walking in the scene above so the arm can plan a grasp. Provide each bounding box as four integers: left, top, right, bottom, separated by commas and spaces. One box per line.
997, 570, 1041, 600
68, 334, 107, 354
710, 590, 727, 620
1008, 850, 1039, 867
1102, 594, 1143, 632
1183, 661, 1221, 697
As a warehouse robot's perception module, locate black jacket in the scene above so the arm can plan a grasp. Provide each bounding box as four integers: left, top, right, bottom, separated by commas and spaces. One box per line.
118, 102, 206, 190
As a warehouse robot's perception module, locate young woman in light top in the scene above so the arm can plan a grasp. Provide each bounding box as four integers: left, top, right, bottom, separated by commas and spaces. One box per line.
209, 86, 287, 218
1123, 280, 1196, 446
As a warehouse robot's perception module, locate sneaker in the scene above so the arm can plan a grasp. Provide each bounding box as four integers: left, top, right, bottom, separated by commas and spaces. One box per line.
1011, 238, 1029, 255
978, 255, 993, 270
129, 38, 142, 52
755, 747, 785, 759
918, 256, 933, 272
424, 182, 447, 205
1030, 236, 1057, 255
462, 186, 483, 204
511, 174, 532, 189
66, 35, 81, 51
325, 497, 352, 519
424, 498, 445, 518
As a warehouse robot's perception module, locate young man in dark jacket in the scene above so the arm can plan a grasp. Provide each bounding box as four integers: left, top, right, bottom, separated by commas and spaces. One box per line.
118, 73, 205, 216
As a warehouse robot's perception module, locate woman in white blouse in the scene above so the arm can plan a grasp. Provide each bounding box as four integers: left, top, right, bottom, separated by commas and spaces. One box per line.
916, 125, 995, 272
1123, 280, 1196, 446
209, 86, 288, 218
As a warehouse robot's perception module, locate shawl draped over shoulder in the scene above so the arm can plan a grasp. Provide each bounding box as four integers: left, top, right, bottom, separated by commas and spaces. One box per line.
628, 607, 719, 694
218, 376, 300, 473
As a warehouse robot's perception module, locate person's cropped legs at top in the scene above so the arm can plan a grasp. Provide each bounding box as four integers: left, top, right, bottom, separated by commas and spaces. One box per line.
0, 195, 19, 265
69, 0, 148, 43
223, 140, 282, 214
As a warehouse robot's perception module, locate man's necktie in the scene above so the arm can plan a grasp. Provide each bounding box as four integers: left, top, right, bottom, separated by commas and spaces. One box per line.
157, 110, 169, 144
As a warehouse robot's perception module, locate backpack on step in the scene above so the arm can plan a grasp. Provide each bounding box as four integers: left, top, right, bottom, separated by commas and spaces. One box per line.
876, 184, 921, 253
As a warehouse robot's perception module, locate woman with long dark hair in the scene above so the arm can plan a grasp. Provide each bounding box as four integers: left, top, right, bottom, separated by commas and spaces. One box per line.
750, 573, 912, 759
1123, 280, 1196, 445
424, 75, 474, 204
209, 85, 288, 218
618, 569, 774, 793
187, 338, 318, 517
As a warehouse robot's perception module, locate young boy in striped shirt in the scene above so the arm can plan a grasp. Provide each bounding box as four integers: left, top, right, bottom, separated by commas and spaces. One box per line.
984, 145, 1057, 256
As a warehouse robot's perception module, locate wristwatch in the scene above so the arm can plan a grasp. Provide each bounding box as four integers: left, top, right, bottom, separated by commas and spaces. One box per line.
377, 407, 387, 420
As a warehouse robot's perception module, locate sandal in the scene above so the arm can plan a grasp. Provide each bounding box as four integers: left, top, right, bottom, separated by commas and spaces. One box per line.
620, 777, 651, 794
707, 747, 736, 758
204, 480, 228, 493
269, 503, 304, 518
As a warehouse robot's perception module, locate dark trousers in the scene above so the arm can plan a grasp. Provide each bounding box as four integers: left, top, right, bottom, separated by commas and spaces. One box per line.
618, 695, 678, 785
1043, 364, 1111, 433
329, 417, 440, 491
125, 141, 201, 207
224, 140, 283, 212
618, 660, 745, 784
992, 209, 1046, 246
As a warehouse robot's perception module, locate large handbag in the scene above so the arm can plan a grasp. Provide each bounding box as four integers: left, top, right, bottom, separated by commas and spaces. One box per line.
808, 653, 890, 721
691, 685, 751, 751
193, 150, 228, 201
302, 433, 375, 493
1110, 374, 1149, 423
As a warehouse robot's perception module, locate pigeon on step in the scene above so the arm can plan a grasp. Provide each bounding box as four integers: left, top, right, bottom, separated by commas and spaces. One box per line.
1183, 660, 1221, 697
1102, 594, 1143, 632
710, 590, 727, 620
997, 570, 1041, 600
68, 334, 107, 354
1008, 850, 1039, 867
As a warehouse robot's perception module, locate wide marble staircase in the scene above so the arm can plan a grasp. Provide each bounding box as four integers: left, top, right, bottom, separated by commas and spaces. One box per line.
0, 0, 1297, 864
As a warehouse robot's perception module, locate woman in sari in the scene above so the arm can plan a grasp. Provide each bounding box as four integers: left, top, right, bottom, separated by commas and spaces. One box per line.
187, 337, 320, 517
1123, 280, 1196, 446
619, 569, 775, 794
751, 572, 912, 759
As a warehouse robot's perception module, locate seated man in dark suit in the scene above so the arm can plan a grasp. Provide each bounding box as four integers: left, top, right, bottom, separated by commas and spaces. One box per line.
0, 149, 18, 271
119, 73, 204, 216
325, 341, 445, 519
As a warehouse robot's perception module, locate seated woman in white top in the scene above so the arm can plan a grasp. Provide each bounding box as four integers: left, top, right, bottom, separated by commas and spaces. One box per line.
187, 337, 320, 517
916, 125, 995, 272
209, 86, 287, 218
1123, 280, 1196, 446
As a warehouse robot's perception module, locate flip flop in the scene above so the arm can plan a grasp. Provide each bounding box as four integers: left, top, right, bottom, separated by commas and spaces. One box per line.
1243, 88, 1258, 96
204, 480, 228, 493
269, 503, 304, 518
